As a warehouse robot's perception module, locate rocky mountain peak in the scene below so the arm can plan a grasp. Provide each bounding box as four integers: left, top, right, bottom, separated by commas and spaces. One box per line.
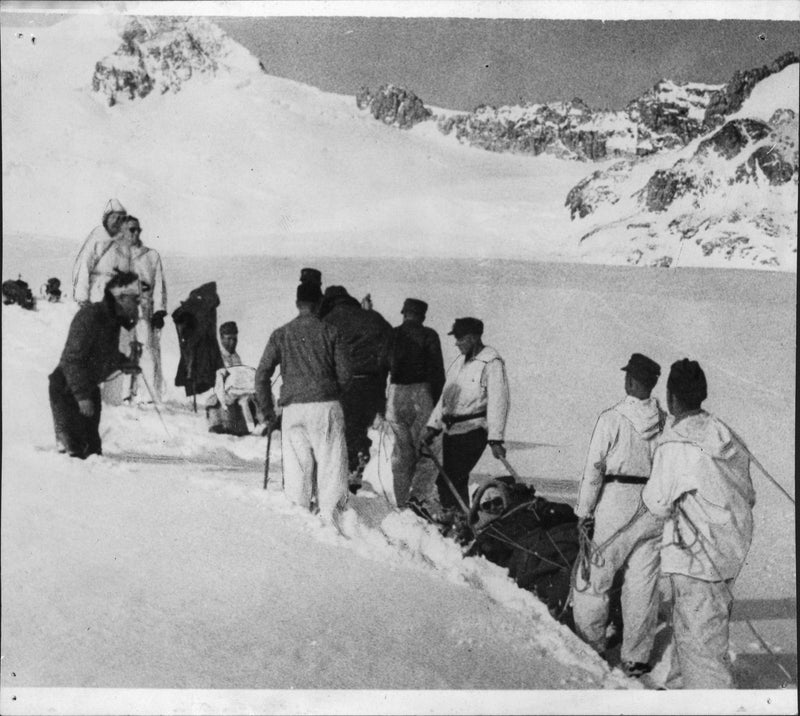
92, 16, 233, 106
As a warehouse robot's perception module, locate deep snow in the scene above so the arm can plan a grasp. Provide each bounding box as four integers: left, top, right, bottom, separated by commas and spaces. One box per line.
1, 10, 797, 716
1, 247, 796, 714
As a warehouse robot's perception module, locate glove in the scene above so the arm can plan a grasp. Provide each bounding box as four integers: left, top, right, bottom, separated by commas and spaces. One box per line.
258, 408, 277, 427
151, 311, 166, 330
421, 426, 441, 448
488, 440, 506, 459
77, 399, 95, 417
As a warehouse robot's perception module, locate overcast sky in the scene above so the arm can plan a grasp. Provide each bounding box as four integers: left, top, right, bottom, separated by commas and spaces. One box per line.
216, 17, 799, 110
3, 5, 798, 110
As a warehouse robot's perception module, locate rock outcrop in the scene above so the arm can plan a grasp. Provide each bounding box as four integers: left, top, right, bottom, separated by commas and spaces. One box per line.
356, 84, 432, 129
93, 17, 231, 106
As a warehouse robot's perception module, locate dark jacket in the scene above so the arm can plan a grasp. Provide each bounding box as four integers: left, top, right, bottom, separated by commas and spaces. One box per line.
172, 282, 224, 396
255, 313, 352, 411
56, 293, 129, 401
322, 295, 392, 377
385, 321, 446, 403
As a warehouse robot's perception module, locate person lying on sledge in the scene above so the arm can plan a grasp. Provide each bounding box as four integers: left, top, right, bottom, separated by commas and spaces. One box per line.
464, 475, 579, 623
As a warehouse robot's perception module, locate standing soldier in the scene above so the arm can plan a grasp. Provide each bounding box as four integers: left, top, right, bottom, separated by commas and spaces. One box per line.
320, 285, 392, 491
423, 317, 509, 516
49, 271, 143, 459
383, 298, 445, 508
254, 282, 352, 524
643, 359, 755, 689
572, 353, 666, 678
72, 198, 127, 305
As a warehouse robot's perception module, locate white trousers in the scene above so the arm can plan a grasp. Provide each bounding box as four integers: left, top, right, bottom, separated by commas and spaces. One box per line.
385, 383, 439, 506
668, 574, 735, 689
281, 401, 348, 519
573, 486, 663, 663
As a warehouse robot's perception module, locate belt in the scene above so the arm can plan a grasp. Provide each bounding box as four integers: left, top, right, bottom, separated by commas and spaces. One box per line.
442, 410, 487, 429
604, 474, 649, 485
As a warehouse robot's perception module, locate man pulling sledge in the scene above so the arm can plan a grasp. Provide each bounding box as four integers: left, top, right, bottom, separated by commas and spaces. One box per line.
422, 317, 510, 519
643, 359, 755, 689
572, 353, 666, 678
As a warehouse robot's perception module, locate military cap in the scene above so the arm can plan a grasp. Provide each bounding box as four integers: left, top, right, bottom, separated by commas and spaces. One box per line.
219, 321, 238, 336
402, 298, 428, 316
449, 317, 484, 338
667, 358, 707, 405
324, 285, 350, 299
621, 353, 661, 386
300, 268, 322, 286
297, 281, 322, 303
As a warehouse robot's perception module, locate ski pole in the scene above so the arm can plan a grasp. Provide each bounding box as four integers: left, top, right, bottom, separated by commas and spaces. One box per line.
138, 370, 172, 439
498, 455, 522, 481
420, 444, 470, 515
263, 421, 274, 490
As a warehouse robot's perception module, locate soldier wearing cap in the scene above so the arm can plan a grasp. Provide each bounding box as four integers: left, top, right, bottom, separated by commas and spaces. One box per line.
382, 298, 446, 508
643, 359, 754, 689
573, 352, 666, 678
254, 282, 352, 523
423, 317, 510, 514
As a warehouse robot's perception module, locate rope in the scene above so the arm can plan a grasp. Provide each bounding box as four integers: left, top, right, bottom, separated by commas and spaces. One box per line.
717, 418, 795, 505
675, 501, 795, 684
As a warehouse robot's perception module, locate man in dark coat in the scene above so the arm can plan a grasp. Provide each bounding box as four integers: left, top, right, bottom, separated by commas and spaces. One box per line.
320, 285, 392, 488
49, 270, 143, 458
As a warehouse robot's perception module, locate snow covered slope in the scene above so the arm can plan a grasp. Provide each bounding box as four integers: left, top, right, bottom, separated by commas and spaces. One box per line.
1, 14, 795, 269
1, 14, 589, 262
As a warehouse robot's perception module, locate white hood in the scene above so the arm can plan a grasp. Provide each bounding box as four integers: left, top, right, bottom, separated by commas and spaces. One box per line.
614, 395, 663, 440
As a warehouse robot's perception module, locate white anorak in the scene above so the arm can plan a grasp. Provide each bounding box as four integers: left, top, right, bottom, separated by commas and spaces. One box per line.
575, 395, 665, 518
572, 394, 665, 663
427, 346, 509, 441
75, 238, 167, 318
643, 411, 755, 581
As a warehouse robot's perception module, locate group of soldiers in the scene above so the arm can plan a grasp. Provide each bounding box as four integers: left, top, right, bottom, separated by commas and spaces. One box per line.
252, 267, 510, 525
48, 203, 757, 690
573, 353, 755, 689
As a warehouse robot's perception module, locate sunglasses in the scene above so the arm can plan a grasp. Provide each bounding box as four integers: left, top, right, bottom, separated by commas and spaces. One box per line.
128, 227, 142, 234
479, 496, 505, 513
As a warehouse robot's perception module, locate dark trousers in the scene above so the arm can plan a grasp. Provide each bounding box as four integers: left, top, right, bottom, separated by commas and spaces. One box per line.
341, 375, 386, 472
439, 428, 488, 510
49, 367, 102, 459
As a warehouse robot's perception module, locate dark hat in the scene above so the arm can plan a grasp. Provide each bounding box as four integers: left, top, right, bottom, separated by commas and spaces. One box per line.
402, 298, 428, 316
621, 353, 661, 386
300, 268, 322, 286
667, 358, 707, 406
297, 282, 322, 303
449, 317, 484, 338
324, 285, 350, 299
219, 321, 238, 336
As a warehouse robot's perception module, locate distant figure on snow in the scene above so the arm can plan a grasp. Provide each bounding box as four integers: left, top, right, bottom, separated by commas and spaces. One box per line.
49, 271, 143, 459
72, 198, 128, 305
206, 321, 261, 436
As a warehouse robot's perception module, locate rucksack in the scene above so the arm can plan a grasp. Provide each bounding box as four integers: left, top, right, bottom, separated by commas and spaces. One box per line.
2, 278, 36, 310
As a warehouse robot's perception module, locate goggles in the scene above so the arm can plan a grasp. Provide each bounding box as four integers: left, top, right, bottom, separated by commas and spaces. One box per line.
479, 496, 505, 513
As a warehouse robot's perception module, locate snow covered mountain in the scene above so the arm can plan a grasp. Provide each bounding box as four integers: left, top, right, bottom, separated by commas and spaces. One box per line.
1, 14, 796, 270
568, 64, 798, 268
